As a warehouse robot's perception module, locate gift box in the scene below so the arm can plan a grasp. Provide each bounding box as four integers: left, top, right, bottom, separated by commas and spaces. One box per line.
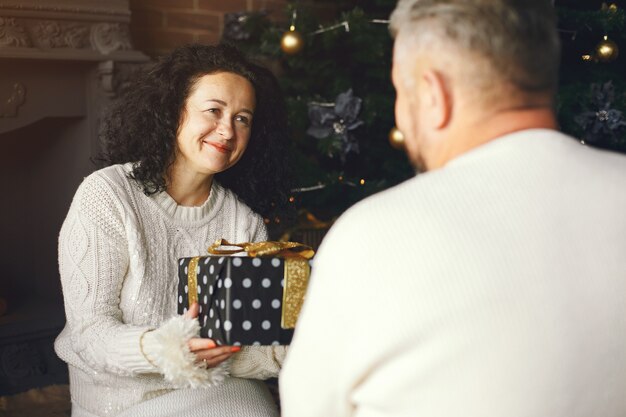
177, 240, 313, 346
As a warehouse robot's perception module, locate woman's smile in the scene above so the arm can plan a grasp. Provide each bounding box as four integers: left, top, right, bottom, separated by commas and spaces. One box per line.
203, 140, 233, 154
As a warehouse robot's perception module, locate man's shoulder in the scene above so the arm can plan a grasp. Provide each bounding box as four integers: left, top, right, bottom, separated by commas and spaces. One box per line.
507, 128, 626, 171
572, 139, 626, 172
534, 130, 626, 188
340, 170, 452, 222
326, 174, 434, 241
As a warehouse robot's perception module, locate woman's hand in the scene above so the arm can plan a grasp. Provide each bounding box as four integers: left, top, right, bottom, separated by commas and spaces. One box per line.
184, 302, 240, 368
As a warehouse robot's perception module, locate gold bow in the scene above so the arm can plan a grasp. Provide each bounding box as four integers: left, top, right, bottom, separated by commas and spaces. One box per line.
188, 239, 314, 329
208, 239, 315, 259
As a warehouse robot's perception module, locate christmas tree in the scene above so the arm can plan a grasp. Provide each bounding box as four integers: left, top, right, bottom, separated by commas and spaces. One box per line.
224, 0, 626, 229
556, 1, 626, 148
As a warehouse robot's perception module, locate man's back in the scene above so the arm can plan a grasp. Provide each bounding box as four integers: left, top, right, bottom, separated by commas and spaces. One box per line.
281, 129, 626, 417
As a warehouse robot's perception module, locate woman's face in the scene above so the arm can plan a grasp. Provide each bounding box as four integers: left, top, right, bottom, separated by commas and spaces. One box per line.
175, 72, 256, 178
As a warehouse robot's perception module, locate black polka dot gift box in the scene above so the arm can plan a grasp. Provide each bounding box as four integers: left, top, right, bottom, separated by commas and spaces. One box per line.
177, 240, 314, 346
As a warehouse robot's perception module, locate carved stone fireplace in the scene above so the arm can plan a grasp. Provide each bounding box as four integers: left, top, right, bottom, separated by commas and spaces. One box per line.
0, 0, 147, 395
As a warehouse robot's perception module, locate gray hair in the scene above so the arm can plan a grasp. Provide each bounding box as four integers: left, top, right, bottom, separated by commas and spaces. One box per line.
390, 0, 560, 93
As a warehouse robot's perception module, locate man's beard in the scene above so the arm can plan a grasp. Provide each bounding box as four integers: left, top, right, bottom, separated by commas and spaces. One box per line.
410, 151, 427, 174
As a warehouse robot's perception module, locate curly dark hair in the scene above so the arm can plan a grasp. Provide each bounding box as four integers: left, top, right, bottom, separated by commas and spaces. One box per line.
99, 43, 294, 223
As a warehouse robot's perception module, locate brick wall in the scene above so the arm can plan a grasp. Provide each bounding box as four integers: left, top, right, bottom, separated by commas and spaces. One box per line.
129, 0, 355, 57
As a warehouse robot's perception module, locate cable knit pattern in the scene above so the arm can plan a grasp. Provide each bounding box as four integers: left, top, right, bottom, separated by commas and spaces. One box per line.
55, 163, 281, 417
230, 346, 288, 380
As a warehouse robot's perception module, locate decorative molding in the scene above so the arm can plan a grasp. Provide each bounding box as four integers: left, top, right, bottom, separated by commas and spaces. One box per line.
0, 16, 136, 56
90, 22, 131, 55
0, 0, 141, 60
0, 17, 31, 47
33, 20, 89, 49
1, 82, 26, 118
0, 3, 129, 18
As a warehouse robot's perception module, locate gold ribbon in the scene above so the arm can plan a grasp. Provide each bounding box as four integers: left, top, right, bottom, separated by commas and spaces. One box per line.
207, 239, 314, 329
207, 239, 315, 260
187, 257, 200, 307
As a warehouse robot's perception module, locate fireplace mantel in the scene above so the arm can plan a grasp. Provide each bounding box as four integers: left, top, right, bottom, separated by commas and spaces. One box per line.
0, 0, 149, 395
0, 0, 146, 61
0, 0, 148, 135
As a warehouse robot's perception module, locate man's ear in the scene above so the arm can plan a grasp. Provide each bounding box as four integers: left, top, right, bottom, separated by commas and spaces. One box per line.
420, 69, 452, 130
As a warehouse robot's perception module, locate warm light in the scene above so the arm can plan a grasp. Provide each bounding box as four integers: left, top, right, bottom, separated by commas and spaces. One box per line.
360, 179, 365, 185
283, 33, 299, 48
288, 196, 295, 203
264, 218, 270, 224
290, 25, 296, 31
281, 29, 304, 54
338, 176, 344, 181
274, 217, 281, 224
388, 126, 405, 149
581, 54, 592, 61
595, 36, 619, 62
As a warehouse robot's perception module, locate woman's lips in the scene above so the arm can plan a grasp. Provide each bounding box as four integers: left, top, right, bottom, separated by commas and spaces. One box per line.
205, 141, 232, 153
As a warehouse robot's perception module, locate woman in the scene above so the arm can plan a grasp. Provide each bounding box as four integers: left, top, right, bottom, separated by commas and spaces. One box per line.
55, 44, 293, 417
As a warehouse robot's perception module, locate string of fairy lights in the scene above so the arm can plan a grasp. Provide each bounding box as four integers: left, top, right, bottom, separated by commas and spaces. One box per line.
267, 1, 623, 224
280, 2, 622, 63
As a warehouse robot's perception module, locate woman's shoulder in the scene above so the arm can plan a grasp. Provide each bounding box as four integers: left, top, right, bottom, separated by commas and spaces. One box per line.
73, 163, 139, 211
79, 163, 135, 195
86, 162, 133, 184
64, 164, 137, 236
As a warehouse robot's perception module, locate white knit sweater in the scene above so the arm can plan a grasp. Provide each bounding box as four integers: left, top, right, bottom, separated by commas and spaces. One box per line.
55, 163, 284, 417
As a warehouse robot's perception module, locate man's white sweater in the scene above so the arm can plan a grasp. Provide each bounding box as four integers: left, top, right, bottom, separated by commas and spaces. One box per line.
55, 163, 283, 416
281, 129, 626, 417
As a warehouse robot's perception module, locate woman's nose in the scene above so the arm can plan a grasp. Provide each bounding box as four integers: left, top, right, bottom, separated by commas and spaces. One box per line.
216, 120, 234, 140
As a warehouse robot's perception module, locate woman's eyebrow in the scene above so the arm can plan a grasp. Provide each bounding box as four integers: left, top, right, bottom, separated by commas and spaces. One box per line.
204, 98, 227, 106
205, 99, 254, 115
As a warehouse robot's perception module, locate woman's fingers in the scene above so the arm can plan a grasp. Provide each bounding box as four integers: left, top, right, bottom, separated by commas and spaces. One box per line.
184, 302, 199, 319
188, 337, 242, 367
188, 337, 216, 351
188, 338, 241, 368
198, 345, 239, 358
202, 351, 236, 368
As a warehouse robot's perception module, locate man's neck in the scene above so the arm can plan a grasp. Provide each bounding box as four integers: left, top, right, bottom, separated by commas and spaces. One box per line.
428, 106, 558, 170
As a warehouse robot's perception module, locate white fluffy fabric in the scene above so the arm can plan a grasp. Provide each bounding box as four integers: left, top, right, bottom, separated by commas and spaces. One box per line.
143, 316, 229, 388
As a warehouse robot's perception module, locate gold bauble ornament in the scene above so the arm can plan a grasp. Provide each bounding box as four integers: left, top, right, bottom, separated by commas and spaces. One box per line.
281, 27, 304, 55
595, 36, 619, 62
600, 2, 618, 11
388, 127, 405, 149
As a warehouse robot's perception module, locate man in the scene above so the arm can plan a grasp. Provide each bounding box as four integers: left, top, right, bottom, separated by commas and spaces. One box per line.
280, 1, 626, 416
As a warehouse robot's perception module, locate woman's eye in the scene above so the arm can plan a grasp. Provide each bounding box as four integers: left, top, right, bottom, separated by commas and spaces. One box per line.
206, 108, 220, 116
235, 115, 251, 126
